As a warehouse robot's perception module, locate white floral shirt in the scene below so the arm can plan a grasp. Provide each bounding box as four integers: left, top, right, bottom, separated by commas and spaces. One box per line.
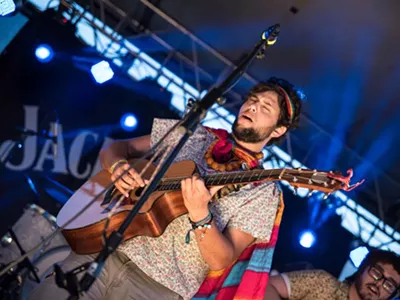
119, 119, 282, 300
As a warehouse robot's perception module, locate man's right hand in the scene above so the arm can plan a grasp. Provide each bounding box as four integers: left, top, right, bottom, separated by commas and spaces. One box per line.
111, 162, 148, 197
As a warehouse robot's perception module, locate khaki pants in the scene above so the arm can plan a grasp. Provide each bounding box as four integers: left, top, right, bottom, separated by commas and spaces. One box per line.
28, 250, 183, 300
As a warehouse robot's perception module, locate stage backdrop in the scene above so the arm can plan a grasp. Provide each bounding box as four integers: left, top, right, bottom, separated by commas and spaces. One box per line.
0, 13, 179, 235
0, 12, 353, 277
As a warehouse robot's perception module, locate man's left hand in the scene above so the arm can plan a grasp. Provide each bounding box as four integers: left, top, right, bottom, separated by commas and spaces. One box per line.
181, 175, 221, 222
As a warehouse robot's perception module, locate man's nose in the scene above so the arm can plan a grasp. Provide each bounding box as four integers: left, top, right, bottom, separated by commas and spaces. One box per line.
375, 281, 383, 293
249, 103, 257, 113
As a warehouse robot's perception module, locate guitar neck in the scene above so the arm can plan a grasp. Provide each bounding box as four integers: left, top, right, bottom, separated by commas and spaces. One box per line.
157, 169, 284, 191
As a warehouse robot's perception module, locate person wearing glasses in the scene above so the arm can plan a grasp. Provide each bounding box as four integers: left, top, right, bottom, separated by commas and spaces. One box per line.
265, 249, 400, 300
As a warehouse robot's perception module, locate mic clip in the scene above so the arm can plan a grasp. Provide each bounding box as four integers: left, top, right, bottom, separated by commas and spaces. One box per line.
55, 262, 91, 298
16, 127, 57, 142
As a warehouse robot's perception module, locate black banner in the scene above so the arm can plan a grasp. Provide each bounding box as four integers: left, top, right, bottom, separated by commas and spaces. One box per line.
0, 14, 178, 235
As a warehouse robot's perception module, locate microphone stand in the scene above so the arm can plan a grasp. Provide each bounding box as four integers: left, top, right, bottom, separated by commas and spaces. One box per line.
56, 24, 281, 299
0, 118, 58, 297
0, 128, 56, 170
0, 107, 58, 171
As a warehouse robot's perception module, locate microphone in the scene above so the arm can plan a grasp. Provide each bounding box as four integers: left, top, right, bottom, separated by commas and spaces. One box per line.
51, 118, 59, 158
261, 24, 280, 45
16, 127, 56, 142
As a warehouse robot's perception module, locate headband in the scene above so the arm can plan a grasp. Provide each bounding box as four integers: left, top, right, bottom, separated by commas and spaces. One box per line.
276, 86, 295, 123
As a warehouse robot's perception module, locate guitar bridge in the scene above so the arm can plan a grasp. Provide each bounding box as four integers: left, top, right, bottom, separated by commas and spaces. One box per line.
101, 186, 117, 206
101, 186, 141, 207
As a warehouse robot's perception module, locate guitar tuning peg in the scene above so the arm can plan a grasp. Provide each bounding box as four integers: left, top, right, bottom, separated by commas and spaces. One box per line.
307, 190, 314, 197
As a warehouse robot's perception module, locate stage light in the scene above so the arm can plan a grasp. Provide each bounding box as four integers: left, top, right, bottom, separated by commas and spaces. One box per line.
350, 246, 369, 268
299, 230, 316, 248
91, 60, 114, 84
0, 0, 15, 16
35, 44, 54, 63
120, 113, 138, 132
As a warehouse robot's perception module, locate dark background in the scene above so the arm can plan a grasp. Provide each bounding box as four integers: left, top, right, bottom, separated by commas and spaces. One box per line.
0, 12, 355, 276
73, 0, 400, 229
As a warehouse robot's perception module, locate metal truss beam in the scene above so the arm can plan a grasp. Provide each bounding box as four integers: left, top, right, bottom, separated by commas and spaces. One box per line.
27, 0, 400, 254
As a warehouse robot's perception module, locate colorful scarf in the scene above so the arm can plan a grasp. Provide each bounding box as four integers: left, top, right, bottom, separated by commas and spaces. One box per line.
192, 194, 284, 300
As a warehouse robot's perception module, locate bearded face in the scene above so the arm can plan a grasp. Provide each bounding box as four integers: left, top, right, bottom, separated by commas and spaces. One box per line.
232, 119, 274, 143
354, 264, 400, 300
233, 91, 284, 144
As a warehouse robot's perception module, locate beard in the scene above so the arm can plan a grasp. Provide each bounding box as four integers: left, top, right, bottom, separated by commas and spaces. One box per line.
355, 277, 381, 300
232, 119, 274, 143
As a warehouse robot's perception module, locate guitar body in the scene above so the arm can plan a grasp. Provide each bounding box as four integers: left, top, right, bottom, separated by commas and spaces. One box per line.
56, 160, 196, 254
56, 157, 358, 255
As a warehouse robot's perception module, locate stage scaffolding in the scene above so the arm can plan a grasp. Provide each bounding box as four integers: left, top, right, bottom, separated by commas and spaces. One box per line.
26, 0, 400, 253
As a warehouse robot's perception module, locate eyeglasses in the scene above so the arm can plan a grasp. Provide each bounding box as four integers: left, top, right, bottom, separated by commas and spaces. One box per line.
368, 265, 399, 294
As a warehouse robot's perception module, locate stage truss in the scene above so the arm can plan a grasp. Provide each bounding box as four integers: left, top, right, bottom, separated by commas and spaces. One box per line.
24, 0, 400, 253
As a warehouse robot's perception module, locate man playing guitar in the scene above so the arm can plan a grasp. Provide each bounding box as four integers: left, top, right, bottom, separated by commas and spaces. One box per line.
29, 77, 303, 300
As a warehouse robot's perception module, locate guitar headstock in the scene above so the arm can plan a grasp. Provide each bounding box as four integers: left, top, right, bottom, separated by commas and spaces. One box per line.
281, 168, 364, 198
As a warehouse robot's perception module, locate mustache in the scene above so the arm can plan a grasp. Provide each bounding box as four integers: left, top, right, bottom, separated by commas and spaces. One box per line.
365, 283, 380, 297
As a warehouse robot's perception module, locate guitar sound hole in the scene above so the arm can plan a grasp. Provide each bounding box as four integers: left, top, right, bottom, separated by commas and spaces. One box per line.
135, 187, 144, 197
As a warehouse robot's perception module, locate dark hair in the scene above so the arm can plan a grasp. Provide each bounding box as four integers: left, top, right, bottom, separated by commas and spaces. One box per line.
245, 77, 303, 145
346, 249, 400, 296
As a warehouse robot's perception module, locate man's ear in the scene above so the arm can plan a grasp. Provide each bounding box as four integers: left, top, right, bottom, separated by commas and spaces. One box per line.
270, 126, 287, 139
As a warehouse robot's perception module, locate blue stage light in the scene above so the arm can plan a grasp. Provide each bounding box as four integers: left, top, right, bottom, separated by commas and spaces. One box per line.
0, 0, 16, 16
35, 44, 54, 63
120, 113, 138, 132
299, 230, 316, 248
350, 246, 369, 268
91, 60, 114, 84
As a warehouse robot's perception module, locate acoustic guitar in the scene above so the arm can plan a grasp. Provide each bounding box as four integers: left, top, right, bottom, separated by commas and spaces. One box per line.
56, 159, 362, 254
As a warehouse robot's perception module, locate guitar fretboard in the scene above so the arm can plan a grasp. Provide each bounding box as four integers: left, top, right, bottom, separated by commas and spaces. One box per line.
156, 168, 284, 191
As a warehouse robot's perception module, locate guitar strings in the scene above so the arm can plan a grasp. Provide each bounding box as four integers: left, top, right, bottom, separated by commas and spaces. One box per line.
158, 168, 325, 185
100, 143, 174, 243
157, 169, 333, 191
101, 143, 168, 244
0, 118, 186, 277
157, 169, 282, 189
102, 194, 126, 245
0, 123, 336, 278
